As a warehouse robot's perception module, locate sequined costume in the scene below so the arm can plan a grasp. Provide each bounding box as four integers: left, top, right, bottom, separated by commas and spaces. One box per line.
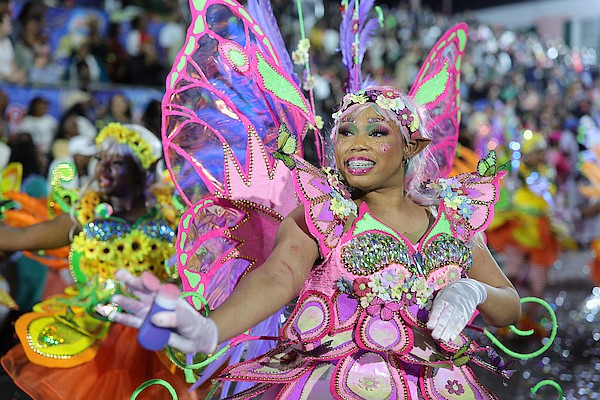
0, 188, 192, 399
154, 1, 519, 398
210, 157, 506, 399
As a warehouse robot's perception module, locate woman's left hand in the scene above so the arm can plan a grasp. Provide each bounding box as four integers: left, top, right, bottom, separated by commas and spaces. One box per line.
426, 278, 488, 341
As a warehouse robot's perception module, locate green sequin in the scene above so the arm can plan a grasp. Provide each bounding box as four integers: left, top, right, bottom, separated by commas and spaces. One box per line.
342, 233, 411, 275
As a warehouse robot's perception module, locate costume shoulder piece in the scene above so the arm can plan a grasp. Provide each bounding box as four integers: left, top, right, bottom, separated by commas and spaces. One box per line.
292, 156, 356, 258
426, 151, 508, 242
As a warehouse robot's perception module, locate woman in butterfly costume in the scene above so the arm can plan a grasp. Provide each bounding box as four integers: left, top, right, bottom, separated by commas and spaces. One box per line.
0, 123, 193, 400
110, 1, 521, 398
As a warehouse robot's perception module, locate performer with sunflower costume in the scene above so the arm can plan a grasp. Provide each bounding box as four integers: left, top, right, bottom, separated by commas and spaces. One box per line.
0, 122, 193, 400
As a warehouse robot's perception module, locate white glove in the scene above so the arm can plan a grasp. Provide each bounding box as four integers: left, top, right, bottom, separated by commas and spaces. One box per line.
108, 269, 218, 354
151, 297, 219, 355
427, 278, 487, 342
106, 269, 161, 328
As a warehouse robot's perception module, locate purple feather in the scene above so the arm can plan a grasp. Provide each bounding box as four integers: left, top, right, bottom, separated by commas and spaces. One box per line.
339, 0, 354, 70
339, 0, 380, 92
358, 18, 379, 63
247, 0, 299, 85
358, 0, 375, 25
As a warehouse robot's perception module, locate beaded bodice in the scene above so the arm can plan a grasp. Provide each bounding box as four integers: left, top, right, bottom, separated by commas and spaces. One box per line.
70, 212, 176, 298
279, 200, 474, 361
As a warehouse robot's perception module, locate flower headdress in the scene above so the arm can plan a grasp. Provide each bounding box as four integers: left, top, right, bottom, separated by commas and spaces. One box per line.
95, 122, 158, 169
332, 88, 421, 135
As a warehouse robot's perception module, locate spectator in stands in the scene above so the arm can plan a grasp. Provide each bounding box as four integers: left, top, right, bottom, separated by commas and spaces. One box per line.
66, 39, 103, 90
103, 22, 129, 83
28, 45, 63, 86
104, 93, 132, 125
61, 91, 98, 139
142, 98, 162, 139
158, 8, 185, 67
125, 14, 148, 58
0, 11, 27, 85
81, 15, 109, 81
127, 35, 167, 87
14, 15, 42, 75
51, 108, 84, 161
18, 97, 58, 173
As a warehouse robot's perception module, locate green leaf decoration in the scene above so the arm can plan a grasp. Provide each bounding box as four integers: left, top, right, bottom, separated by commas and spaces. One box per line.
413, 62, 449, 106
256, 52, 309, 115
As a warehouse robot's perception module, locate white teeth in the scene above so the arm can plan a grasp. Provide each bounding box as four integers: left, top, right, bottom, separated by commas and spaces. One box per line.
348, 160, 375, 168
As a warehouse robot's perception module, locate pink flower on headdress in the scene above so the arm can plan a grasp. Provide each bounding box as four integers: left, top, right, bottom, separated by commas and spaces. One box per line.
398, 107, 414, 127
382, 90, 398, 99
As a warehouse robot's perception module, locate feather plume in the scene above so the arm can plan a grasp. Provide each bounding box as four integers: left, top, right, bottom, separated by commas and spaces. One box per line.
339, 0, 380, 92
247, 0, 299, 85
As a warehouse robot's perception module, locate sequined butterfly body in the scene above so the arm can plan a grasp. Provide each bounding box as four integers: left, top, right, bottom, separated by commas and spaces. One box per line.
285, 200, 473, 353
222, 198, 495, 400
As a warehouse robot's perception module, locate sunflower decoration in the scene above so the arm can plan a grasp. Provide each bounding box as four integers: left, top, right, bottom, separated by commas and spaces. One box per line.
95, 242, 115, 263
77, 191, 101, 226
112, 236, 128, 258
125, 230, 151, 263
95, 260, 110, 279
71, 235, 100, 261
81, 191, 100, 208
95, 123, 158, 170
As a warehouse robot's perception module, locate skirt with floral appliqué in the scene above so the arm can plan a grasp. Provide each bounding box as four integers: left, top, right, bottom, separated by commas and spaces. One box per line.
218, 341, 498, 400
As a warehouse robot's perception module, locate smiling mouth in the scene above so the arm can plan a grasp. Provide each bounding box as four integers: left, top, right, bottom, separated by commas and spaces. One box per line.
98, 177, 112, 188
346, 159, 376, 175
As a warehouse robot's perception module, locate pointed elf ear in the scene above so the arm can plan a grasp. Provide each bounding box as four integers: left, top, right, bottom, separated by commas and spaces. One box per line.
404, 137, 431, 159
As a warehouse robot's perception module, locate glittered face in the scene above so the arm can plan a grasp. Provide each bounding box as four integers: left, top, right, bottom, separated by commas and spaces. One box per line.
334, 105, 406, 192
95, 152, 141, 197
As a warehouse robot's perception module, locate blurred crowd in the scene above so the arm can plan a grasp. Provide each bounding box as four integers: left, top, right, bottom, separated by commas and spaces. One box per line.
0, 0, 184, 89
1, 0, 599, 252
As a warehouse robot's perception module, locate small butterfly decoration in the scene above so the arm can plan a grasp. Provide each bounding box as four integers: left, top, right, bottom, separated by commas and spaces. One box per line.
476, 150, 511, 178
434, 339, 474, 367
273, 123, 298, 170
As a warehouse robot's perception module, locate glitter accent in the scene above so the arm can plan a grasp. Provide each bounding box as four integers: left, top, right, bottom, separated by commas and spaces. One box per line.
341, 233, 411, 276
